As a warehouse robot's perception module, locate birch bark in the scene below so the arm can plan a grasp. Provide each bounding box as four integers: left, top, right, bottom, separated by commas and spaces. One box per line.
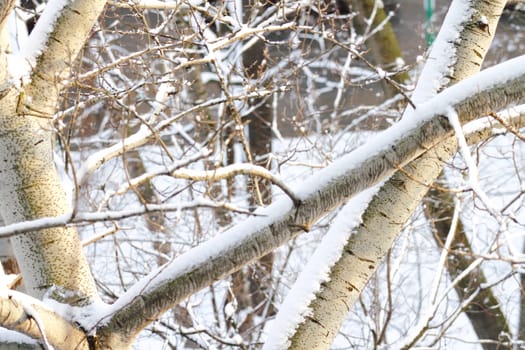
97, 53, 525, 345
0, 0, 106, 302
286, 0, 507, 348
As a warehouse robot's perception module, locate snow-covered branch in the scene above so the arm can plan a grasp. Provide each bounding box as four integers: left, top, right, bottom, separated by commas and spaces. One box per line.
0, 199, 241, 239
0, 290, 89, 350
76, 89, 276, 184
282, 0, 508, 347
96, 53, 525, 341
113, 163, 299, 205
19, 0, 108, 116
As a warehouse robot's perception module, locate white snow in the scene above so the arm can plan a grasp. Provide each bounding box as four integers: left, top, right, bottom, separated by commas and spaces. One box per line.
0, 328, 37, 347
479, 15, 488, 26
262, 186, 380, 350
405, 0, 472, 110
395, 57, 405, 69
103, 197, 294, 317
20, 0, 69, 62
61, 53, 525, 332
376, 67, 387, 79
43, 296, 110, 332
7, 8, 29, 53
297, 54, 525, 201
0, 273, 18, 289
448, 108, 518, 257
20, 303, 53, 350
0, 213, 71, 239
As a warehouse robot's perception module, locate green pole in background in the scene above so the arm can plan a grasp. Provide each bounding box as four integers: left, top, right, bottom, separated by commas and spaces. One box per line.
424, 0, 435, 45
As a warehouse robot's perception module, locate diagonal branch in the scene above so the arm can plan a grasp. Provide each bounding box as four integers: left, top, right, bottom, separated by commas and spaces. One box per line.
285, 0, 508, 348
96, 54, 525, 344
0, 291, 89, 350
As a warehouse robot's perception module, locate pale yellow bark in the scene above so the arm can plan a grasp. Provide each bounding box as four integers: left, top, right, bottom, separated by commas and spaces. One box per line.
98, 63, 525, 344
0, 293, 90, 350
0, 0, 107, 302
287, 0, 507, 348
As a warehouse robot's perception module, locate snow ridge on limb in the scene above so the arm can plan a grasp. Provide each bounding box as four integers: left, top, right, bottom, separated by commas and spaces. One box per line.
0, 290, 89, 350
18, 0, 108, 117
0, 0, 108, 302
96, 53, 525, 344
282, 0, 507, 348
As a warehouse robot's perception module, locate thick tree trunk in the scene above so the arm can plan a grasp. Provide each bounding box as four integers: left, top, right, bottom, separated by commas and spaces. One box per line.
0, 0, 107, 302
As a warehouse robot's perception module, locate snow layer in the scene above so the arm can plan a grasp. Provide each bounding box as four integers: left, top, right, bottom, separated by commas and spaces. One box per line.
20, 0, 69, 66
297, 54, 525, 201
78, 53, 525, 328
405, 0, 472, 109
104, 197, 295, 317
262, 186, 380, 350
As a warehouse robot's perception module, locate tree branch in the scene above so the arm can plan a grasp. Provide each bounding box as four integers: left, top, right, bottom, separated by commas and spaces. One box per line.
0, 0, 108, 303
285, 0, 508, 348
0, 291, 89, 350
97, 53, 525, 343
121, 163, 300, 205
19, 0, 108, 116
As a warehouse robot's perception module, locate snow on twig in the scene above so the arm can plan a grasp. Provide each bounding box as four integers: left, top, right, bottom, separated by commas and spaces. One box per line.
447, 107, 517, 256
0, 199, 245, 239
0, 290, 54, 350
111, 162, 300, 205
100, 54, 525, 338
20, 302, 53, 350
77, 44, 179, 83
76, 89, 275, 184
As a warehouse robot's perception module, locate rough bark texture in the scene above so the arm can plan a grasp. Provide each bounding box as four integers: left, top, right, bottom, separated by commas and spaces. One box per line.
97, 59, 525, 342
287, 0, 507, 348
0, 119, 516, 349
0, 0, 519, 348
0, 293, 89, 350
0, 0, 107, 301
289, 139, 459, 349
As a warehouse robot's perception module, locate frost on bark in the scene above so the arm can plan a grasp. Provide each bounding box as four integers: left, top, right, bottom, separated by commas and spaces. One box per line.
0, 0, 107, 302
286, 0, 507, 348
